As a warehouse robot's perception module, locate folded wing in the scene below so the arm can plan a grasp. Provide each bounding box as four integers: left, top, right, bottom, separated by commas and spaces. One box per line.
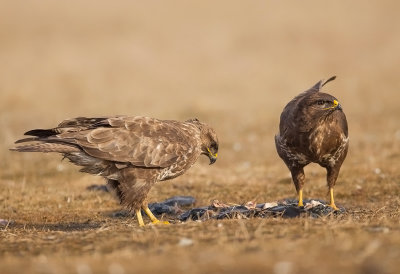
17, 116, 199, 168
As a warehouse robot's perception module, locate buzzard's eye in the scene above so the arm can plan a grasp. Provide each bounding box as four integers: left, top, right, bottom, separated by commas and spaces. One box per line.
317, 100, 325, 105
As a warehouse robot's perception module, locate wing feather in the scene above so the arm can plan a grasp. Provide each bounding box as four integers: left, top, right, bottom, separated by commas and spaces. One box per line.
56, 116, 199, 168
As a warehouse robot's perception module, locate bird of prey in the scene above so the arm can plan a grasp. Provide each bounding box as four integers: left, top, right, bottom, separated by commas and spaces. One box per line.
11, 116, 219, 226
275, 76, 348, 210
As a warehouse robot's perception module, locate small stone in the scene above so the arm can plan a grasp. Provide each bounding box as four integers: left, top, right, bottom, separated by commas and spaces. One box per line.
374, 168, 381, 175
178, 237, 193, 247
367, 226, 389, 234
76, 263, 92, 274
395, 129, 400, 140
273, 261, 292, 274
233, 142, 242, 151
0, 219, 13, 226
44, 235, 57, 240
56, 164, 65, 172
240, 161, 251, 169
108, 263, 125, 274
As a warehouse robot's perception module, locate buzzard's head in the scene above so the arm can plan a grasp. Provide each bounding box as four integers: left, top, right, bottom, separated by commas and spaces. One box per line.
301, 92, 343, 118
281, 76, 345, 132
186, 118, 219, 164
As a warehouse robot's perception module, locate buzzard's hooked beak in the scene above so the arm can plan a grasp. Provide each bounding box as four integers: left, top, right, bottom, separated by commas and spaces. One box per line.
207, 148, 218, 165
209, 156, 217, 165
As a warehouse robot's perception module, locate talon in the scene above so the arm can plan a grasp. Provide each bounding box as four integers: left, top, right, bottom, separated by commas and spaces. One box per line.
151, 220, 170, 225
143, 206, 169, 225
328, 203, 339, 211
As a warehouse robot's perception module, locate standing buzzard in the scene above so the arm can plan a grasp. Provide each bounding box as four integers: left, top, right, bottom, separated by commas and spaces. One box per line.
275, 76, 348, 210
11, 116, 219, 226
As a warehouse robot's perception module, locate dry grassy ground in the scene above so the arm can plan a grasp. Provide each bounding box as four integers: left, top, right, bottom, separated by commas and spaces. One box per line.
1, 1, 399, 273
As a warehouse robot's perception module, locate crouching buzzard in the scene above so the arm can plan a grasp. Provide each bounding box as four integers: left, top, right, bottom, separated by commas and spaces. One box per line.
275, 76, 348, 210
11, 116, 219, 226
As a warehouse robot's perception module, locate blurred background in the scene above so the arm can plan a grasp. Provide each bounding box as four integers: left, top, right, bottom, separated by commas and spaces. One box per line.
1, 1, 400, 273
1, 0, 399, 193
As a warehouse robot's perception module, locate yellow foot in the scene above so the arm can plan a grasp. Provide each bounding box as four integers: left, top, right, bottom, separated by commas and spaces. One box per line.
328, 203, 339, 211
151, 219, 170, 225
143, 206, 170, 225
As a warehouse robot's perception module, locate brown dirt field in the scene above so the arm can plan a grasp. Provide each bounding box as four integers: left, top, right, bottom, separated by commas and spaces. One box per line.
1, 1, 399, 273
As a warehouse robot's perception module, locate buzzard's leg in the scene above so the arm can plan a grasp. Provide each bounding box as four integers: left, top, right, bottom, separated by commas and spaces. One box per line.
327, 166, 340, 211
291, 166, 305, 207
298, 189, 304, 207
135, 209, 145, 227
143, 206, 170, 225
329, 188, 339, 211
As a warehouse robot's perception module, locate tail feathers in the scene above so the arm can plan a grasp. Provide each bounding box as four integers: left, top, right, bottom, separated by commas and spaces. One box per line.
10, 142, 80, 153
24, 128, 59, 137
15, 137, 41, 144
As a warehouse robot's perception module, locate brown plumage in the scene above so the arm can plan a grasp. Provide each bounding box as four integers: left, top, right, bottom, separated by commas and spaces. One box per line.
11, 116, 219, 226
275, 76, 349, 210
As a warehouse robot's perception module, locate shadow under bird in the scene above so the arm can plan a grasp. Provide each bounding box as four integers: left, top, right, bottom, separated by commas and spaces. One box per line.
275, 76, 349, 210
11, 116, 219, 226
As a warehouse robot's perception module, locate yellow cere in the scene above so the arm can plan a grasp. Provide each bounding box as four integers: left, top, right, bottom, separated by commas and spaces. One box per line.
207, 147, 218, 158
333, 99, 339, 107
324, 99, 339, 110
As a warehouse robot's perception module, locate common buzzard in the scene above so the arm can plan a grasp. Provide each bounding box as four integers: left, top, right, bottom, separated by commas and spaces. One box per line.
11, 116, 219, 226
275, 76, 348, 210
